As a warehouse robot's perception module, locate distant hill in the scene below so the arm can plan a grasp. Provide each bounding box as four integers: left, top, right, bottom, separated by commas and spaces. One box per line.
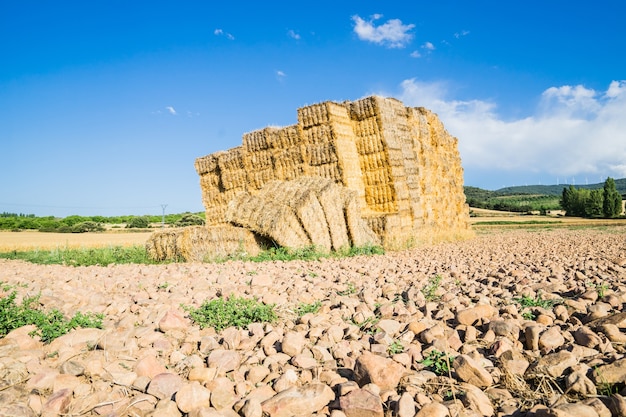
494, 178, 626, 196
464, 177, 626, 213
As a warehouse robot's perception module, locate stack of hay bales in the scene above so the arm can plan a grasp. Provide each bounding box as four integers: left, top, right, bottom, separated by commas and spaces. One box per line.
154, 95, 472, 261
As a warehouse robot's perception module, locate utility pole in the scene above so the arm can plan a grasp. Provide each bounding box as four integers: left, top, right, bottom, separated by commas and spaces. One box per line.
161, 204, 168, 228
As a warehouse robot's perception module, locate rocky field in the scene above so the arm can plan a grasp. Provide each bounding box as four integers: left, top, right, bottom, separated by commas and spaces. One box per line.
1, 226, 626, 417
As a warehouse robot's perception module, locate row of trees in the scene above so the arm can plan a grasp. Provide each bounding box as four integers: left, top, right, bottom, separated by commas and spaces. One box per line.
561, 177, 623, 218
0, 212, 205, 232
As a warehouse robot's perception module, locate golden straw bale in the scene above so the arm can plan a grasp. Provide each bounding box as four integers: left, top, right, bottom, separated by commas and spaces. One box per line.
217, 147, 244, 171
309, 163, 342, 181
349, 96, 379, 121
272, 125, 301, 149
304, 142, 338, 166
243, 149, 274, 169
179, 225, 268, 261
200, 172, 221, 189
220, 169, 247, 191
247, 167, 276, 190
342, 188, 380, 247
226, 192, 311, 249
194, 153, 221, 175
302, 124, 333, 144
145, 228, 185, 261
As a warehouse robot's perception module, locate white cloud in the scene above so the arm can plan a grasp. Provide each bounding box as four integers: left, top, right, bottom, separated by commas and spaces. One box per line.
165, 106, 177, 115
214, 28, 234, 40
422, 41, 435, 51
410, 50, 421, 58
287, 30, 300, 40
276, 70, 286, 81
454, 30, 470, 39
390, 79, 626, 179
352, 14, 415, 48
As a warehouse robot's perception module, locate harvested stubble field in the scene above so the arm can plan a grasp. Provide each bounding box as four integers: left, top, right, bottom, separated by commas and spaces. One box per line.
1, 225, 626, 417
0, 230, 154, 251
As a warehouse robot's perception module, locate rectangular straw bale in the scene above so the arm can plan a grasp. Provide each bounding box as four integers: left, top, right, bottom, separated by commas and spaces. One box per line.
220, 168, 248, 191
302, 124, 333, 144
289, 186, 332, 252
349, 96, 379, 121
309, 163, 342, 182
356, 134, 384, 155
204, 205, 228, 226
363, 168, 391, 186
243, 148, 274, 169
353, 117, 381, 137
304, 142, 338, 166
247, 167, 276, 190
243, 127, 278, 152
200, 172, 221, 189
342, 188, 380, 247
194, 153, 221, 175
298, 102, 330, 128
217, 146, 244, 171
360, 152, 388, 171
272, 125, 301, 149
226, 193, 311, 249
179, 225, 266, 261
145, 228, 185, 261
312, 181, 350, 251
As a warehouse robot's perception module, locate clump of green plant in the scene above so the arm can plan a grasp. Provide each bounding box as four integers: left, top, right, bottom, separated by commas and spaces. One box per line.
337, 282, 357, 296
521, 311, 536, 321
295, 301, 322, 317
513, 293, 560, 309
388, 340, 404, 355
184, 296, 277, 331
422, 275, 442, 301
0, 291, 103, 343
421, 349, 455, 376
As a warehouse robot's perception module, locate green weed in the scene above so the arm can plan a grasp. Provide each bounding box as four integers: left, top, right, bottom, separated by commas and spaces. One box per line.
0, 291, 103, 343
513, 293, 560, 309
337, 282, 357, 296
422, 275, 442, 301
388, 340, 404, 355
421, 349, 454, 376
183, 296, 277, 332
295, 301, 322, 317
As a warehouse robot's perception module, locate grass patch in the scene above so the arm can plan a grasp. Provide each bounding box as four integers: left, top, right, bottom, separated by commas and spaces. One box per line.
0, 291, 103, 343
183, 296, 277, 331
421, 349, 454, 376
0, 245, 158, 266
295, 301, 322, 317
513, 293, 560, 309
229, 244, 384, 263
474, 220, 562, 226
422, 275, 442, 301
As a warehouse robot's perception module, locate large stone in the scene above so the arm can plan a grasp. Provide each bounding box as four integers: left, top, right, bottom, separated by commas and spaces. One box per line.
416, 402, 450, 417
207, 349, 241, 374
453, 355, 493, 388
339, 388, 384, 417
42, 388, 72, 415
529, 351, 577, 378
158, 309, 189, 333
261, 384, 334, 417
281, 331, 306, 357
456, 305, 497, 326
206, 376, 235, 410
147, 372, 184, 400
176, 381, 212, 413
135, 354, 167, 378
354, 351, 406, 391
592, 358, 626, 385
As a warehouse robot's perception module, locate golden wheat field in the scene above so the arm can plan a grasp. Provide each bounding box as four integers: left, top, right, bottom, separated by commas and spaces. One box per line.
0, 230, 154, 251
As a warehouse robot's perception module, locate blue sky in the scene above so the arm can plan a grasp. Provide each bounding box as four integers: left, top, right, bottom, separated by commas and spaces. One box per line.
2, 1, 625, 217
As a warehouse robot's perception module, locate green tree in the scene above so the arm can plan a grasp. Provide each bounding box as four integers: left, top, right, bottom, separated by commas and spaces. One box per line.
603, 177, 622, 218
587, 189, 604, 217
126, 216, 150, 228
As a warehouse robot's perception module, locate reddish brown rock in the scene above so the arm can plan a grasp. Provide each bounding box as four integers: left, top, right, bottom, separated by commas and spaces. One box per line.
339, 388, 384, 417
354, 351, 406, 391
261, 384, 334, 417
